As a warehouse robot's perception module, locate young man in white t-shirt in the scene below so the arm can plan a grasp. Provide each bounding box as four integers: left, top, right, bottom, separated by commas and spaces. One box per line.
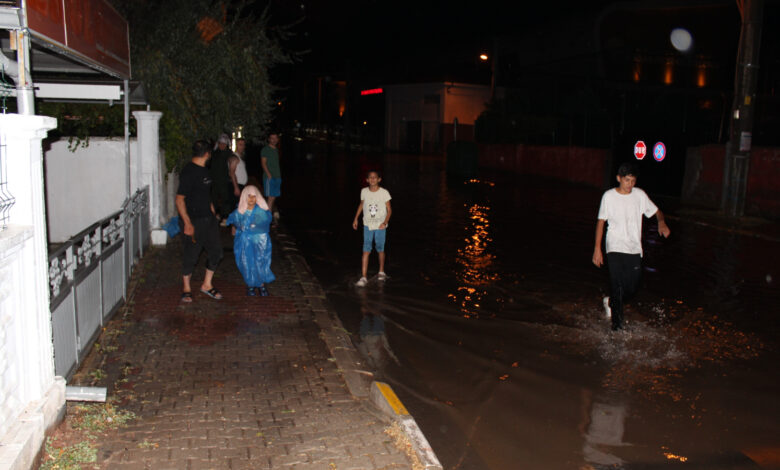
592, 163, 670, 331
352, 170, 392, 287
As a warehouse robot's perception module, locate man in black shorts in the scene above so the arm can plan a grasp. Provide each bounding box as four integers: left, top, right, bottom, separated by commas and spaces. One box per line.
176, 140, 224, 302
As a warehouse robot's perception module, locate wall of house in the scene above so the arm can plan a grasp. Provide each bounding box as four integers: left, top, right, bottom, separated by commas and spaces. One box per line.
44, 138, 139, 243
442, 84, 491, 125
384, 83, 491, 152
0, 113, 66, 470
682, 145, 780, 219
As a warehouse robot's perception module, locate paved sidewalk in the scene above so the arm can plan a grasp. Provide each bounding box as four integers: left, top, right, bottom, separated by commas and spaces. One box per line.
68, 226, 417, 470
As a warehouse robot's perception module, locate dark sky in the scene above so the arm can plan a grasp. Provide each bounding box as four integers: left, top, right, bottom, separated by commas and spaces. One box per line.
264, 0, 780, 96
270, 0, 620, 84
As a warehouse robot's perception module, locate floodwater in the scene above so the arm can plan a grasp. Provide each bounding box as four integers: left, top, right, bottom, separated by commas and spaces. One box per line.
279, 141, 780, 470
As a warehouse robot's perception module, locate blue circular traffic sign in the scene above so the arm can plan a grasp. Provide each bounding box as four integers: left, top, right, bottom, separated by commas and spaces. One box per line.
653, 142, 666, 162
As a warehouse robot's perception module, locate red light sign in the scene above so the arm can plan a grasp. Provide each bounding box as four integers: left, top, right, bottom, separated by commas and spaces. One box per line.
360, 88, 383, 96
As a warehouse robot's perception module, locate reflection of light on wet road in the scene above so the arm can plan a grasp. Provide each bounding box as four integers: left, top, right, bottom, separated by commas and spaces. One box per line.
450, 200, 500, 318
663, 451, 688, 462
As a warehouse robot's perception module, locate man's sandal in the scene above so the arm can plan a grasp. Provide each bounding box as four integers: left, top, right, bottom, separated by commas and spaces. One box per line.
200, 287, 223, 300
181, 292, 193, 303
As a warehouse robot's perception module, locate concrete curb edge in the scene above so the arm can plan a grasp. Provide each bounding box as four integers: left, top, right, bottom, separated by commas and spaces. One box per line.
370, 381, 443, 470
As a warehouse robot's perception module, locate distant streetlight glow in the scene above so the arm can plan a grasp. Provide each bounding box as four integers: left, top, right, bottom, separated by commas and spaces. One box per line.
479, 54, 489, 61
663, 59, 674, 85
696, 64, 707, 87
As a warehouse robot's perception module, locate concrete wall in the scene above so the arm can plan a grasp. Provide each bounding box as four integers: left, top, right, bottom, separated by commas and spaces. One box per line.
682, 145, 780, 219
0, 114, 66, 470
478, 143, 609, 188
441, 84, 491, 125
384, 82, 491, 152
44, 138, 141, 243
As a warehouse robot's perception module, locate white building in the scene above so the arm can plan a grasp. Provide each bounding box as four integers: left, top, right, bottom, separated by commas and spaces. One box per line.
383, 82, 496, 153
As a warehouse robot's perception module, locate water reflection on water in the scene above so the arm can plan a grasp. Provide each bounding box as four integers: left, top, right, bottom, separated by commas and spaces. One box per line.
282, 146, 780, 470
451, 180, 501, 319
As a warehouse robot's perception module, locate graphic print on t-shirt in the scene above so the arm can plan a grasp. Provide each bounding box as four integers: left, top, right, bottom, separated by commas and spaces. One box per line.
368, 203, 378, 218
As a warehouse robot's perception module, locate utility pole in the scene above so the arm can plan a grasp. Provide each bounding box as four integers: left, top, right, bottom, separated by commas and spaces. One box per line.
721, 0, 764, 217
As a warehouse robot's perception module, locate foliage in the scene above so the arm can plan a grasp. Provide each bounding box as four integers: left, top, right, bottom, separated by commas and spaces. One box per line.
114, 0, 296, 170
69, 403, 136, 436
40, 438, 97, 470
37, 102, 139, 151
39, 402, 136, 469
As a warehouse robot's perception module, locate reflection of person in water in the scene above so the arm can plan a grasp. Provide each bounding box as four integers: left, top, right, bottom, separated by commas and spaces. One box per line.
579, 388, 628, 467
355, 289, 399, 370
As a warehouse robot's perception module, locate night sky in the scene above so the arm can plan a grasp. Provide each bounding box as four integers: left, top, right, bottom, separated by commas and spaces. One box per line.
270, 0, 621, 84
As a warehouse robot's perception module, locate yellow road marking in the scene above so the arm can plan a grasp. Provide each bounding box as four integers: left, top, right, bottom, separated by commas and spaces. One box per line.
375, 382, 409, 415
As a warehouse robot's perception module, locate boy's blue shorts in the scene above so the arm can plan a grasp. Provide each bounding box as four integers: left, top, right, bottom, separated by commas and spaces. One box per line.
363, 226, 386, 253
263, 176, 282, 197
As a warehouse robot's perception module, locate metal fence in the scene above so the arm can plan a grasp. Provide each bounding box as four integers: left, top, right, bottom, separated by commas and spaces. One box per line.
49, 186, 149, 379
0, 133, 14, 230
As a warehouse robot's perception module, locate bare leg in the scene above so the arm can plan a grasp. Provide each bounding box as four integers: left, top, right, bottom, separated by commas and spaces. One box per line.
182, 274, 192, 293
361, 252, 370, 278
201, 269, 215, 291
378, 252, 386, 273
267, 196, 276, 214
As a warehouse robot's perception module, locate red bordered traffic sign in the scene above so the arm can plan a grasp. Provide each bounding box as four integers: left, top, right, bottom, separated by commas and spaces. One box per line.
634, 141, 647, 160
653, 142, 666, 161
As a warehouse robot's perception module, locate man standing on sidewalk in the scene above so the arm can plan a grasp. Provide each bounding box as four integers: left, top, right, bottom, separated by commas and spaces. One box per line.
228, 137, 249, 207
210, 133, 234, 225
592, 162, 670, 331
176, 140, 224, 302
261, 132, 282, 223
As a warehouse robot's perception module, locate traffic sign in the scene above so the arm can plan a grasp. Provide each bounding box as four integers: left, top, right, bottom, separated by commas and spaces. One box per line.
634, 141, 647, 160
653, 142, 666, 161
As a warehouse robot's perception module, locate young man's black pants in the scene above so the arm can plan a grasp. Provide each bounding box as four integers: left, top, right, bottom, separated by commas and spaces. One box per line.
181, 216, 223, 275
606, 252, 642, 330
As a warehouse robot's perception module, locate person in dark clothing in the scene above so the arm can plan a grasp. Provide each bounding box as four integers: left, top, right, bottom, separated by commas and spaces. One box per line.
176, 139, 224, 302
209, 133, 234, 223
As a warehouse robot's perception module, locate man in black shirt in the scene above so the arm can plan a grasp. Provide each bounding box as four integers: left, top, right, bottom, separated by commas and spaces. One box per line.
176, 140, 224, 302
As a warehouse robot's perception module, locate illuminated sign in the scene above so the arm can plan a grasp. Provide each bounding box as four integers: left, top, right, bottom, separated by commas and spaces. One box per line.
634, 141, 647, 160
360, 88, 383, 96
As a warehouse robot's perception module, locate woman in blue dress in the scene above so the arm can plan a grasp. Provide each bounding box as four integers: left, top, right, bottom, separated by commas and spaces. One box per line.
226, 185, 275, 296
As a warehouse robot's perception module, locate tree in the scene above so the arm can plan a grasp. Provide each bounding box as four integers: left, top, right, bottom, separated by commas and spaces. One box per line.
114, 0, 295, 170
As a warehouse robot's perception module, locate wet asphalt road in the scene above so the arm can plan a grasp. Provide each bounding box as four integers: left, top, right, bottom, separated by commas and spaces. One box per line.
277, 141, 780, 470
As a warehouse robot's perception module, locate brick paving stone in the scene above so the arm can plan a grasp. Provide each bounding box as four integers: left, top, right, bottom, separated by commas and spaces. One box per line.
65, 226, 414, 470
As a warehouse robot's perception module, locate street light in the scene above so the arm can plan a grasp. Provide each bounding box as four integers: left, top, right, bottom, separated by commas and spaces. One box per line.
479, 52, 495, 100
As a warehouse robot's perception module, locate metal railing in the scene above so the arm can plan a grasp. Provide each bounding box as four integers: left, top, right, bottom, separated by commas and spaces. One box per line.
0, 133, 14, 230
49, 186, 149, 378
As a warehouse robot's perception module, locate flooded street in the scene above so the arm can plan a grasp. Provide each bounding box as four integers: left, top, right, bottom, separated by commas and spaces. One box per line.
279, 142, 780, 470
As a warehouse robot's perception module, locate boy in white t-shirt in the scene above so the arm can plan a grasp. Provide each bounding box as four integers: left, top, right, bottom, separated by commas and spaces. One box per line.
592, 163, 670, 331
352, 170, 392, 287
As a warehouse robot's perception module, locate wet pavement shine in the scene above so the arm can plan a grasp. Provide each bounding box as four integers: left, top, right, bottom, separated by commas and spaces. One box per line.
63, 228, 419, 469
280, 143, 780, 470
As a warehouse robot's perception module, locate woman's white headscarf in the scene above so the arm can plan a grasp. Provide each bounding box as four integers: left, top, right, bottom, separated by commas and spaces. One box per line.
237, 185, 269, 214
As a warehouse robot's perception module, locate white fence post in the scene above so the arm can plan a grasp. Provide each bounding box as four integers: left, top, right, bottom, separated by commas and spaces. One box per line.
132, 111, 166, 245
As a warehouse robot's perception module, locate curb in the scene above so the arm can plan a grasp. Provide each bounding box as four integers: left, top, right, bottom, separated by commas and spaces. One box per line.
370, 381, 443, 470
278, 228, 443, 469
